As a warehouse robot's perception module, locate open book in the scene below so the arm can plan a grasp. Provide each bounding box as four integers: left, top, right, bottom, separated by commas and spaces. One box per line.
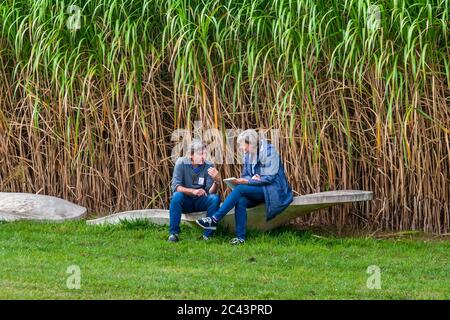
223, 177, 237, 190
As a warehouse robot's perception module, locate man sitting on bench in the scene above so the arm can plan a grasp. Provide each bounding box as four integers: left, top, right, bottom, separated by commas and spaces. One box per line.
168, 139, 221, 242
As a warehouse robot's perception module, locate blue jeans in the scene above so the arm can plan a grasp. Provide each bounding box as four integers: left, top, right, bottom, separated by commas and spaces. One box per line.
169, 192, 220, 237
213, 185, 265, 240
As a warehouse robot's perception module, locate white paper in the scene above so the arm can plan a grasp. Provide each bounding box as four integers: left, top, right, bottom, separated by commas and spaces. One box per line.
223, 177, 237, 190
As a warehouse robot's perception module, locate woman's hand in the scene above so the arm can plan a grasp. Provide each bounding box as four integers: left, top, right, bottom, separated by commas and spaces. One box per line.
231, 178, 249, 185
251, 174, 261, 181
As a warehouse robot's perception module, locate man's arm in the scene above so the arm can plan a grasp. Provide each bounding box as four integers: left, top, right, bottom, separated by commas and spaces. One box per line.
176, 185, 206, 196
206, 166, 220, 194
208, 181, 219, 194
171, 160, 184, 193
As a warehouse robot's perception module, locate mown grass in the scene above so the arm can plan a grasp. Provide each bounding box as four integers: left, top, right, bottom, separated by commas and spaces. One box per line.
0, 220, 448, 299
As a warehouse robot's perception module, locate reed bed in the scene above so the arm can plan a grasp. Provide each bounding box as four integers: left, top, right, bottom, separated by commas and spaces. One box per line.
0, 0, 448, 233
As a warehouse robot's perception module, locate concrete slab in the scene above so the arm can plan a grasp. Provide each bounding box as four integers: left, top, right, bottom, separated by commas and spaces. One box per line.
0, 192, 87, 222
87, 190, 373, 231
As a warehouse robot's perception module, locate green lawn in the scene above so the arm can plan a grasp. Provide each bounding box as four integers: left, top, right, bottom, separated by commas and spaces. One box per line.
0, 220, 449, 299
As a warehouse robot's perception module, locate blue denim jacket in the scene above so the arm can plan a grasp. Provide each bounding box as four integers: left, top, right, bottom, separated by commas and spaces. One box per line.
241, 140, 293, 220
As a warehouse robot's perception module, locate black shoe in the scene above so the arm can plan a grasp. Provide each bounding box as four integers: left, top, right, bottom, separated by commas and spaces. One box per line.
168, 234, 179, 242
196, 217, 218, 230
230, 237, 245, 245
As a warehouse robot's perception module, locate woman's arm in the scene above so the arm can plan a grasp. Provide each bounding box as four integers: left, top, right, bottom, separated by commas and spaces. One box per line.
247, 144, 279, 186
240, 155, 252, 180
247, 174, 276, 185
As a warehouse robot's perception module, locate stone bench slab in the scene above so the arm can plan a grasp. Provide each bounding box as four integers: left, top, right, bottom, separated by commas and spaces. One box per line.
87, 190, 373, 232
0, 192, 87, 222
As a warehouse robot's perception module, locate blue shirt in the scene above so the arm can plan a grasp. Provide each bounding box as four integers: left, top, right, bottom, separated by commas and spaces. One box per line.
171, 157, 215, 193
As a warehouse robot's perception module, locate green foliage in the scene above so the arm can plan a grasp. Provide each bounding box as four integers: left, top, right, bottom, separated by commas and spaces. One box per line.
0, 0, 448, 233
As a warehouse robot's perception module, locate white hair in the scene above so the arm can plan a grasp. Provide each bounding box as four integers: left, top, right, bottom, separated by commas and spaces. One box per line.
237, 129, 259, 145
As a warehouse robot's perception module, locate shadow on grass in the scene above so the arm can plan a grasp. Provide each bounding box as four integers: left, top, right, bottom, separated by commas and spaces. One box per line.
93, 219, 319, 245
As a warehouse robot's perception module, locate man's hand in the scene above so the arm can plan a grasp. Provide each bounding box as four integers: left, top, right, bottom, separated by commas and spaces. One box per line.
251, 174, 261, 181
192, 189, 207, 197
207, 167, 221, 182
231, 178, 249, 185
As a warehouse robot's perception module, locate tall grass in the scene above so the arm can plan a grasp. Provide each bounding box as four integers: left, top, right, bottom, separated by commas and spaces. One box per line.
0, 0, 448, 233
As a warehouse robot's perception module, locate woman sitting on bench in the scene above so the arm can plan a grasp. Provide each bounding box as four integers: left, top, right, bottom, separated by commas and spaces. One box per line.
196, 129, 293, 244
